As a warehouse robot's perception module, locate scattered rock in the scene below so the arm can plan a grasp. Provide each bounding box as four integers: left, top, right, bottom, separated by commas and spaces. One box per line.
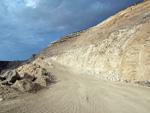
134, 81, 150, 87
0, 62, 54, 97
124, 80, 130, 83
17, 64, 53, 87
16, 64, 54, 89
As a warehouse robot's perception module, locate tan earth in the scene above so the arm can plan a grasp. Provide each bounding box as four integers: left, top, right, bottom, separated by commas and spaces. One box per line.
0, 60, 150, 113
0, 1, 150, 113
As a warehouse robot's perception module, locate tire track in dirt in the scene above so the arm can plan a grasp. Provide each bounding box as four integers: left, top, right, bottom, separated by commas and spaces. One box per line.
0, 61, 150, 113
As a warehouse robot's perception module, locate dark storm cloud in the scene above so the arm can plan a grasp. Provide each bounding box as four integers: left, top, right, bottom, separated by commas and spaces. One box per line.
0, 0, 143, 61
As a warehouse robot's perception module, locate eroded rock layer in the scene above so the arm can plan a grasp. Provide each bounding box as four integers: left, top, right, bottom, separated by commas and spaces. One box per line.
38, 1, 150, 82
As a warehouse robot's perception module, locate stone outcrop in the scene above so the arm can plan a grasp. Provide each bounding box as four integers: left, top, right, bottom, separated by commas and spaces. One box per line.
37, 0, 150, 83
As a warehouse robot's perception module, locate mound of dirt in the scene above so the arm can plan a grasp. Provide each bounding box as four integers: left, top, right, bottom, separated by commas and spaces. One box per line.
0, 63, 54, 100
16, 63, 54, 87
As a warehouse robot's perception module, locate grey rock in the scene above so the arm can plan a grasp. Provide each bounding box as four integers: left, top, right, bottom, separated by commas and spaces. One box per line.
19, 72, 35, 81
42, 68, 50, 76
2, 70, 20, 84
42, 68, 47, 75
135, 81, 150, 87
12, 79, 34, 92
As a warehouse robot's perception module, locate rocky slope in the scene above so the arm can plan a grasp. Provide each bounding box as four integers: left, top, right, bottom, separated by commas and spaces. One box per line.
0, 1, 150, 112
38, 0, 150, 83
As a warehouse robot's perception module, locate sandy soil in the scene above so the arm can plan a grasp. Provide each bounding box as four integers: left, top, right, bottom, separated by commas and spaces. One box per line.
0, 61, 150, 113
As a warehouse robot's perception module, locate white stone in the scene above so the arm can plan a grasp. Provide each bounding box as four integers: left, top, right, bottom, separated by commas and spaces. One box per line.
0, 98, 3, 102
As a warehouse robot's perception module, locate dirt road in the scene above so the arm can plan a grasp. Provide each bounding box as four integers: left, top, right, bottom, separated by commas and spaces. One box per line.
0, 62, 150, 113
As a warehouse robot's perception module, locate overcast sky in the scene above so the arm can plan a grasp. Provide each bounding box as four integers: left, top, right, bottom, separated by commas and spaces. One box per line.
0, 0, 143, 61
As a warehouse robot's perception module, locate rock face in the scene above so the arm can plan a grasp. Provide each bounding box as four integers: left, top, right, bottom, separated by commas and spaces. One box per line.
37, 1, 150, 82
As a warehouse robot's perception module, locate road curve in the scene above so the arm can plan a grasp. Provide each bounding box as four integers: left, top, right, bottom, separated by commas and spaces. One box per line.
0, 62, 150, 113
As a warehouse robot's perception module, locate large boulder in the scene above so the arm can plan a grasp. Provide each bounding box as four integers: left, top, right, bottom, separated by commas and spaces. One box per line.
0, 70, 20, 84
17, 64, 53, 87
33, 68, 53, 86
34, 75, 51, 87
12, 79, 34, 92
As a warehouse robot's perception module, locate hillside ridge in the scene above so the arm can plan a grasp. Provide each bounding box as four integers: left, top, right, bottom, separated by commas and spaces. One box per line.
37, 0, 150, 84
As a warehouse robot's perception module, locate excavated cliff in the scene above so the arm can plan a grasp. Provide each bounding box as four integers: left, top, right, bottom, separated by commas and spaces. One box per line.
38, 1, 150, 83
